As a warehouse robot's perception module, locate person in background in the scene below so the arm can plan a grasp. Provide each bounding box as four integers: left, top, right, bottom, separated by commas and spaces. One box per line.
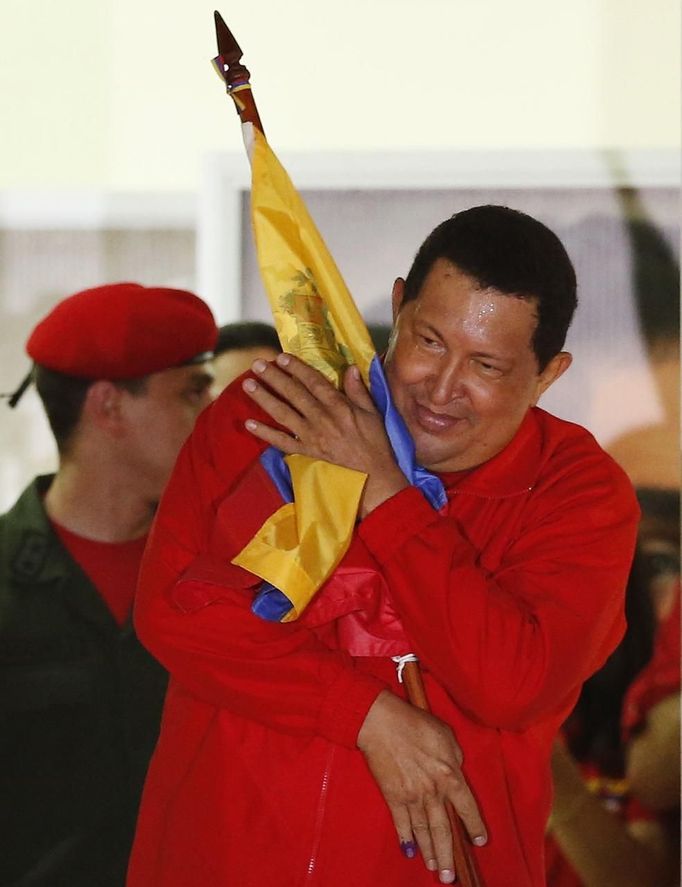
128, 206, 639, 887
212, 320, 280, 395
606, 184, 679, 490
546, 184, 680, 887
212, 321, 391, 397
0, 282, 217, 887
546, 488, 680, 887
635, 488, 680, 623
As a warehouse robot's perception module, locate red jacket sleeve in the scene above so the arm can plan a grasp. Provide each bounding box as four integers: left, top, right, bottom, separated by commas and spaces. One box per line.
134, 382, 387, 749
358, 437, 639, 731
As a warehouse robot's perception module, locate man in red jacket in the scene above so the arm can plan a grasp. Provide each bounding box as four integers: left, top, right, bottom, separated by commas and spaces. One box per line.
128, 206, 639, 887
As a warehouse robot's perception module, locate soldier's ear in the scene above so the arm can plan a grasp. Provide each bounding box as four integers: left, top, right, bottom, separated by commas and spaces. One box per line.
83, 381, 126, 436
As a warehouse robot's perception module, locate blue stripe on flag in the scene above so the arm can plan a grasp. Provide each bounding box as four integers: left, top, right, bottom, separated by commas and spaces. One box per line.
251, 581, 294, 621
259, 447, 293, 502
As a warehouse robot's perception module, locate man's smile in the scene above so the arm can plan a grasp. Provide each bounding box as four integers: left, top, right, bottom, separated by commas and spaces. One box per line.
413, 403, 469, 434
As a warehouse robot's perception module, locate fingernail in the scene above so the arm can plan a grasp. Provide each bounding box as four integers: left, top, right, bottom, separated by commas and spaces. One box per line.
276, 353, 290, 366
439, 870, 455, 884
242, 378, 257, 393
399, 840, 417, 859
426, 858, 438, 872
473, 835, 487, 846
252, 359, 267, 373
245, 419, 257, 431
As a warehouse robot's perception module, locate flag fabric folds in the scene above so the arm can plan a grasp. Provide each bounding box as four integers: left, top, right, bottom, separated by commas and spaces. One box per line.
245, 124, 376, 389
234, 123, 445, 622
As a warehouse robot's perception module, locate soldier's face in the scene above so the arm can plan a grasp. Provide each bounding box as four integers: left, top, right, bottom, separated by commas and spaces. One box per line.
120, 362, 215, 499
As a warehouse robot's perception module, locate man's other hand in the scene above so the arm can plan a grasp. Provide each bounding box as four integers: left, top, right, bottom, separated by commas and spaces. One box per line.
357, 690, 487, 884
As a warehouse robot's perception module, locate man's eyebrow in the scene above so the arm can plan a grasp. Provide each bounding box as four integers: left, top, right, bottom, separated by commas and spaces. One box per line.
416, 320, 444, 339
418, 321, 512, 361
470, 350, 512, 363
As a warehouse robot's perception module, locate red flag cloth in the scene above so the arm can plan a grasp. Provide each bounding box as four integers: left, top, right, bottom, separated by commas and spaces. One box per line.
128, 381, 638, 887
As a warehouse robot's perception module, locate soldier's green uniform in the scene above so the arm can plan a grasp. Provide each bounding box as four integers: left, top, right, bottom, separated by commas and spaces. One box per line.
0, 476, 167, 887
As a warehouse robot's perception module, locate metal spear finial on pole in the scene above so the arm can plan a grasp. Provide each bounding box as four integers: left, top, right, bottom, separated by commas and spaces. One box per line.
213, 10, 264, 134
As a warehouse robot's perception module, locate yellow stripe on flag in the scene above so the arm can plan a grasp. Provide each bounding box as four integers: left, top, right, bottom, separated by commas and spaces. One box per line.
232, 455, 367, 620
249, 125, 375, 387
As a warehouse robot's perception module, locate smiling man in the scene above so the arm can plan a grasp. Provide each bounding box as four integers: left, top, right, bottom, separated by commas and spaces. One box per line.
385, 260, 571, 472
128, 207, 639, 887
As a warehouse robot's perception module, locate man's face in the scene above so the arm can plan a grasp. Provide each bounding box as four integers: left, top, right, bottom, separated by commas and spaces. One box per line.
384, 259, 571, 473
119, 362, 215, 498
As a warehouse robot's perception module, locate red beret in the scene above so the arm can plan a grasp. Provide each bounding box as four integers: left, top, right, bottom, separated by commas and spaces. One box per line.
26, 282, 218, 379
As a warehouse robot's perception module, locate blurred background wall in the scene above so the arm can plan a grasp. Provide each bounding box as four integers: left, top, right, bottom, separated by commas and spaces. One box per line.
1, 0, 680, 510
2, 0, 680, 186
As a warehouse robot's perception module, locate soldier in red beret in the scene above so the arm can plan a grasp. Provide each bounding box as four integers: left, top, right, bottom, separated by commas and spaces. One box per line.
0, 282, 218, 887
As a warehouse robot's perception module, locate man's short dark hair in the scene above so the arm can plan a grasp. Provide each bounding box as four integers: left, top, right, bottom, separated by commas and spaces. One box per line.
34, 366, 148, 454
403, 205, 578, 370
215, 321, 280, 356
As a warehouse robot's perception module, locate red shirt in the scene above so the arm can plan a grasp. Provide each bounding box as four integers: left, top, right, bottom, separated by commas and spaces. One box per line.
127, 384, 638, 887
51, 521, 147, 626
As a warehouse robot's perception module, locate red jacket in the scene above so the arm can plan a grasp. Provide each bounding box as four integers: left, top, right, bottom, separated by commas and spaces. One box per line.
127, 383, 638, 887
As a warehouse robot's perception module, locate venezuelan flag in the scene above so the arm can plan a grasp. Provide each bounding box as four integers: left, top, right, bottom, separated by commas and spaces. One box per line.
234, 123, 445, 622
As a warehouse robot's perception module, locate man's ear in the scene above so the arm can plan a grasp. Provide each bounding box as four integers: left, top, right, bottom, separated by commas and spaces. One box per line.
83, 381, 126, 435
391, 278, 406, 323
532, 351, 573, 405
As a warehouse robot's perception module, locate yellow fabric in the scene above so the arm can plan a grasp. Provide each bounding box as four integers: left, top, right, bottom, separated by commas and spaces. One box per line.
232, 455, 367, 621
232, 126, 376, 619
249, 126, 375, 387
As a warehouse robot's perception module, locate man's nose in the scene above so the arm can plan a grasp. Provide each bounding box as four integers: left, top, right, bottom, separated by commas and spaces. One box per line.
427, 360, 466, 405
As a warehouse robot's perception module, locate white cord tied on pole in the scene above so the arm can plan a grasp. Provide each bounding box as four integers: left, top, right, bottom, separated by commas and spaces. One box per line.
391, 653, 419, 684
